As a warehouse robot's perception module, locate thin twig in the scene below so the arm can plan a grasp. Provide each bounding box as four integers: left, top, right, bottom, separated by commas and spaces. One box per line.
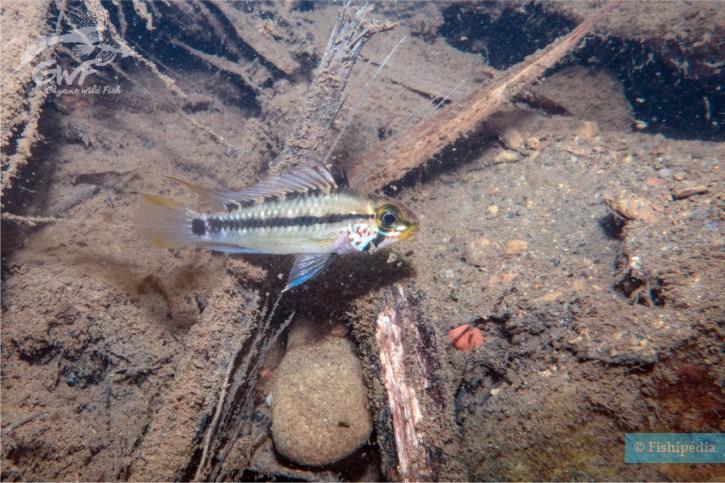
2, 411, 48, 436
194, 293, 286, 481
203, 307, 296, 481
2, 213, 61, 226
47, 184, 100, 217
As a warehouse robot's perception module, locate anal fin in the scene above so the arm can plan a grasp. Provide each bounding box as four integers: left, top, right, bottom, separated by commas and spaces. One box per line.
284, 253, 336, 291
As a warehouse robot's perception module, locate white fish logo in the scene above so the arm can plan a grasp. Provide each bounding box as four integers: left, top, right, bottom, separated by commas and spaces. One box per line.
13, 9, 131, 75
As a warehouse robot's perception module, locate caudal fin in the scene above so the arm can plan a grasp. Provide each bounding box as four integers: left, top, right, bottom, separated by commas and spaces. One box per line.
135, 194, 199, 248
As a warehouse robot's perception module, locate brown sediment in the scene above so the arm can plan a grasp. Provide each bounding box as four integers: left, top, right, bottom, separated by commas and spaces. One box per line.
128, 270, 260, 481
208, 0, 301, 77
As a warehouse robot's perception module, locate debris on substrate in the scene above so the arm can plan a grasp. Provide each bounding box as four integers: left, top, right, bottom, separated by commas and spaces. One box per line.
2, 2, 723, 481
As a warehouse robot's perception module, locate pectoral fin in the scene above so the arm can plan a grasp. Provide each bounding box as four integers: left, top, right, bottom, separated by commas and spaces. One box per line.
284, 253, 336, 292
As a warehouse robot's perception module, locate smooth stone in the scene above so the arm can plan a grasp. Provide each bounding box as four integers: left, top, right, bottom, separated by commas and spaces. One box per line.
271, 333, 372, 466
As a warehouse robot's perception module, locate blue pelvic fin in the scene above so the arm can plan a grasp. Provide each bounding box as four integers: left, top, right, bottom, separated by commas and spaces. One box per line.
284, 253, 336, 291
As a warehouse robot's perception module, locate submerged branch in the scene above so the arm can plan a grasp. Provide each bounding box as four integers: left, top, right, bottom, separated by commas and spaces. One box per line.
349, 1, 620, 193
269, 3, 395, 174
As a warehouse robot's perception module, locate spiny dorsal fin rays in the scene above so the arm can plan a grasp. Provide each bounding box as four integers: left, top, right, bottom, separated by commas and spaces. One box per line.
168, 163, 341, 210
226, 163, 338, 201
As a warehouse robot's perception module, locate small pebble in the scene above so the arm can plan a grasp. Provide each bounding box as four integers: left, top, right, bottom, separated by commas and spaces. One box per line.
576, 121, 598, 140
500, 128, 524, 151
535, 291, 563, 302
672, 185, 708, 199
505, 239, 528, 255
605, 196, 660, 224
464, 238, 497, 267
493, 150, 519, 164
489, 271, 518, 285
526, 137, 541, 150
487, 205, 499, 215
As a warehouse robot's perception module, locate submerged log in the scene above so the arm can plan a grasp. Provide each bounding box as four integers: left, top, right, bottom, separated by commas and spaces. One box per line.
375, 284, 451, 482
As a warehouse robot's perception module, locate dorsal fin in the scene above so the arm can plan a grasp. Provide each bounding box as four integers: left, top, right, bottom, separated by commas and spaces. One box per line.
169, 163, 340, 210
225, 163, 339, 201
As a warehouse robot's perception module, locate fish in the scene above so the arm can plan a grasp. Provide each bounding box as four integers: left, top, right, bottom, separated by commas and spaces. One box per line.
135, 163, 419, 291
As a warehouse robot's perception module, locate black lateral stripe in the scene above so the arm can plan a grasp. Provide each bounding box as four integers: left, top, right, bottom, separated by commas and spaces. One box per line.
205, 212, 373, 232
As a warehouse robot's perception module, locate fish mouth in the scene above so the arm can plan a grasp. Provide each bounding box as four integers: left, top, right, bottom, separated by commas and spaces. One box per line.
398, 223, 420, 240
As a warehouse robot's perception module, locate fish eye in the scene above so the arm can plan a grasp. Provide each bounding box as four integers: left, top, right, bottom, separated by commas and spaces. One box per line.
376, 204, 402, 230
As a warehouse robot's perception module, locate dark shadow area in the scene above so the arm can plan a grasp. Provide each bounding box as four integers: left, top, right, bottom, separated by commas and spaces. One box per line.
378, 120, 503, 196
268, 442, 381, 482
598, 213, 626, 240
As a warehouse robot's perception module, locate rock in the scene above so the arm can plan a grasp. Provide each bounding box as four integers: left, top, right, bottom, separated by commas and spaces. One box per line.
271, 324, 372, 466
493, 149, 519, 164
671, 185, 708, 199
604, 196, 660, 224
500, 128, 524, 151
576, 121, 599, 140
505, 239, 528, 255
489, 271, 518, 285
464, 237, 497, 267
535, 290, 563, 302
